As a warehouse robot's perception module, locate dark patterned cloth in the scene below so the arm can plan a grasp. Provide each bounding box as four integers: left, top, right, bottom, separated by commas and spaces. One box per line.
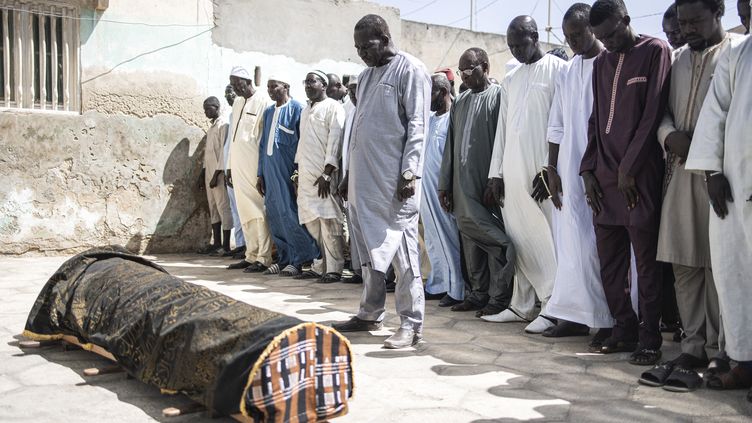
24, 246, 353, 421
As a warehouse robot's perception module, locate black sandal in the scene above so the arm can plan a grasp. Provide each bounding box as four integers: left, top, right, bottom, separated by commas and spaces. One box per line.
243, 262, 268, 273
704, 356, 731, 381
599, 337, 638, 354
638, 362, 675, 387
663, 367, 703, 392
293, 269, 322, 280
317, 272, 342, 284
629, 348, 662, 366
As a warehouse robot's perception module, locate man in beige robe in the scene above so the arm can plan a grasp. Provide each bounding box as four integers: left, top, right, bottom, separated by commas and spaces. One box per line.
648, 1, 740, 387
226, 66, 274, 272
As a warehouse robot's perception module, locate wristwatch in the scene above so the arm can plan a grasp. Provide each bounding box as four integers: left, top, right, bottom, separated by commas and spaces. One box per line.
321, 174, 332, 182
402, 170, 414, 180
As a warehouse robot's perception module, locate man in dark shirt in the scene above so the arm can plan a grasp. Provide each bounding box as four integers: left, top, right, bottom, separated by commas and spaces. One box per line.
580, 0, 672, 366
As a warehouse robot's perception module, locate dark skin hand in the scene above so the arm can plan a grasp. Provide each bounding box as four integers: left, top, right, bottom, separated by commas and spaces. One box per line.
488, 177, 505, 207
225, 169, 233, 188
338, 173, 348, 202
582, 171, 604, 215
706, 172, 733, 219
618, 171, 639, 210
398, 176, 417, 202
531, 172, 548, 203
546, 167, 563, 210
438, 190, 453, 212
256, 176, 265, 197
314, 164, 337, 199
665, 131, 692, 164
209, 170, 222, 189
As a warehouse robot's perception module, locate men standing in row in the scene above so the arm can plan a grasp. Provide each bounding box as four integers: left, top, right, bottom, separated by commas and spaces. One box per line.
686, 7, 752, 393
438, 48, 515, 317
581, 0, 671, 365
223, 85, 246, 259
483, 16, 566, 334
226, 66, 274, 273
199, 96, 233, 256
421, 73, 464, 307
333, 14, 429, 349
295, 71, 346, 283
257, 76, 320, 276
637, 0, 737, 389
540, 4, 615, 344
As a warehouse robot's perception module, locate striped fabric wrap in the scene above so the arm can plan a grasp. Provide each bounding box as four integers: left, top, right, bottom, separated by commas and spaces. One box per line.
23, 246, 354, 422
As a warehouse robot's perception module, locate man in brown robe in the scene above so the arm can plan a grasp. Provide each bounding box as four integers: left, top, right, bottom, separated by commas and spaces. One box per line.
580, 0, 671, 366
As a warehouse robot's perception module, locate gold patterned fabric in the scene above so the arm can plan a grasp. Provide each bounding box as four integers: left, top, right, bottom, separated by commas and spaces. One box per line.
24, 246, 353, 421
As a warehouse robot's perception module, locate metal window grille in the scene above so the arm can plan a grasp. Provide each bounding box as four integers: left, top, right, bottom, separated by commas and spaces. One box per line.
1, 1, 80, 111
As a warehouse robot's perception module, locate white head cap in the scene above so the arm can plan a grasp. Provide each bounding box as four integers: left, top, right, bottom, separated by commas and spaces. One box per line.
230, 65, 251, 80
267, 75, 290, 86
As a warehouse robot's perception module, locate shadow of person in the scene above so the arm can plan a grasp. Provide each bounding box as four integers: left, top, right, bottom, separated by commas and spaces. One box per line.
144, 137, 210, 254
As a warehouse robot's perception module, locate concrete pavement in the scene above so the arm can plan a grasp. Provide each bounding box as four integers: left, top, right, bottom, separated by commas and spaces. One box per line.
1, 254, 750, 422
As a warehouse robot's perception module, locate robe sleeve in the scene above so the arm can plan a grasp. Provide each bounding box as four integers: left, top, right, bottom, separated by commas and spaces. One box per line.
218, 121, 229, 172
324, 103, 345, 170
685, 42, 735, 173
580, 59, 599, 175
438, 103, 456, 192
547, 69, 565, 146
656, 110, 677, 152
258, 109, 270, 178
487, 79, 509, 179
400, 65, 431, 177
618, 42, 672, 177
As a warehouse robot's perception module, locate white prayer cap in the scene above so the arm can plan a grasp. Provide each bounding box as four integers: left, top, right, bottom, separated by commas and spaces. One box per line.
347, 75, 358, 86
267, 75, 290, 86
230, 65, 251, 80
308, 70, 329, 85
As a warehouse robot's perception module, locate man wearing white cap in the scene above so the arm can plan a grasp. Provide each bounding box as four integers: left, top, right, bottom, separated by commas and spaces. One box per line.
256, 75, 320, 276
294, 70, 346, 283
226, 65, 275, 272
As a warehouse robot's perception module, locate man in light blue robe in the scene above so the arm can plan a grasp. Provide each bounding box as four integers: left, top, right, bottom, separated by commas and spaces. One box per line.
257, 77, 319, 275
223, 84, 246, 257
421, 73, 464, 306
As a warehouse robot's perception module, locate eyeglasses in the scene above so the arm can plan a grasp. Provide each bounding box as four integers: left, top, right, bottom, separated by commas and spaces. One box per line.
456, 64, 481, 77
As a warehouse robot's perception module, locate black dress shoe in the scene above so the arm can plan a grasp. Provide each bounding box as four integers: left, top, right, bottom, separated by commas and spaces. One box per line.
342, 274, 363, 284
541, 320, 590, 338
438, 294, 462, 307
227, 260, 251, 270
451, 300, 483, 312
424, 291, 446, 300
332, 316, 382, 332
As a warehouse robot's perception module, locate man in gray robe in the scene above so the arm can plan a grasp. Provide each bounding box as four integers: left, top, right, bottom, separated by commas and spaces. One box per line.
332, 15, 430, 349
438, 47, 515, 317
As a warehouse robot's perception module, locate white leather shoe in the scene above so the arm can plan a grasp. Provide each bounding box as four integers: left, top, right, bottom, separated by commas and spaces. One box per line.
525, 316, 556, 334
480, 309, 527, 323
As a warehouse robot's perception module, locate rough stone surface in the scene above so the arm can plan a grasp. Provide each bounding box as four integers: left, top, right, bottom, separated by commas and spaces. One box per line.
0, 112, 208, 255
1, 254, 750, 422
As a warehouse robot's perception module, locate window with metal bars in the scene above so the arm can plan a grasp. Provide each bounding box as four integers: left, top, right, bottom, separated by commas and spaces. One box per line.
0, 1, 79, 111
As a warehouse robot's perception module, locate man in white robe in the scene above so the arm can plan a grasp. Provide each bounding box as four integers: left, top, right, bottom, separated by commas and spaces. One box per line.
295, 70, 346, 283
685, 28, 752, 387
540, 4, 615, 343
226, 66, 274, 273
482, 16, 566, 334
333, 15, 430, 349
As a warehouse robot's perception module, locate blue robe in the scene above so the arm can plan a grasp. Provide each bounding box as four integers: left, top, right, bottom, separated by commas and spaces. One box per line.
258, 100, 319, 266
420, 112, 465, 300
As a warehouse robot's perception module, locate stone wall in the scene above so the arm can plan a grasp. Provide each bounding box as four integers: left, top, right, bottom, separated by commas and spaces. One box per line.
0, 0, 565, 255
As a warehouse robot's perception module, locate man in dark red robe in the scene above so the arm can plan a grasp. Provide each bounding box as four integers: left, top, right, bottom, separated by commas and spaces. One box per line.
580, 0, 671, 366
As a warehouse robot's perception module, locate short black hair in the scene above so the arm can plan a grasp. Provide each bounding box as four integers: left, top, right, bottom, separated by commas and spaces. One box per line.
675, 0, 725, 15
563, 3, 591, 24
589, 0, 628, 27
464, 47, 490, 65
664, 4, 678, 21
431, 73, 452, 95
547, 47, 569, 61
355, 14, 392, 38
203, 96, 220, 107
